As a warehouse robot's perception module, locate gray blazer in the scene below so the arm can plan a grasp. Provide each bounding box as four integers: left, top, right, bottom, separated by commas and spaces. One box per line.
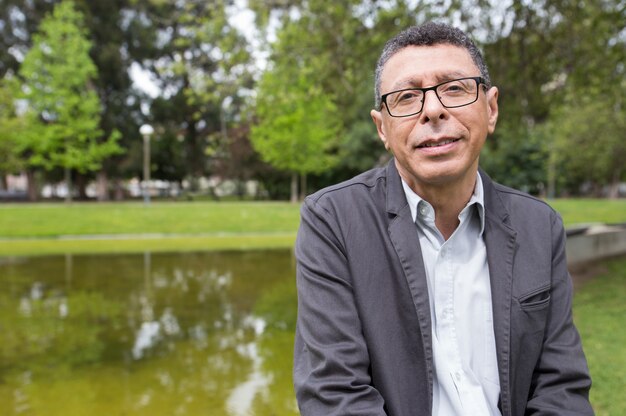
294, 160, 593, 416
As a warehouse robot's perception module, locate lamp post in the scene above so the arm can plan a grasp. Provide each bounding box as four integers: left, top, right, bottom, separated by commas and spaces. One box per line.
139, 124, 154, 205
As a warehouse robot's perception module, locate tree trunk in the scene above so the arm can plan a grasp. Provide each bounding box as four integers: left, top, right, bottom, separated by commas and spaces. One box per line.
76, 175, 89, 201
113, 178, 124, 200
235, 175, 245, 200
189, 176, 199, 192
290, 172, 298, 203
299, 173, 307, 201
608, 169, 621, 199
64, 167, 73, 203
547, 147, 556, 199
74, 173, 89, 201
592, 182, 603, 198
26, 169, 38, 201
0, 174, 7, 190
96, 171, 109, 201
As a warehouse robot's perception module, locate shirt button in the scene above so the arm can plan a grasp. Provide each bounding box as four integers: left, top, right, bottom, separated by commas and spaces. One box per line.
455, 371, 461, 381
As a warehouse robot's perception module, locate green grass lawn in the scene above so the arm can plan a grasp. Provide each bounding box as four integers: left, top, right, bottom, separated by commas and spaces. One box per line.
547, 199, 626, 226
0, 198, 624, 256
0, 201, 301, 255
573, 256, 626, 415
0, 201, 301, 237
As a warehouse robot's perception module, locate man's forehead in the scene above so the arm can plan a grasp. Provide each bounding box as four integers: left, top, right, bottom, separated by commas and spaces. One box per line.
380, 44, 478, 90
388, 70, 470, 90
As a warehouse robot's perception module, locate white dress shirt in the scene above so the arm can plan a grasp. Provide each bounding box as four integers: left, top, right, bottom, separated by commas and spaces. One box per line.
402, 172, 501, 416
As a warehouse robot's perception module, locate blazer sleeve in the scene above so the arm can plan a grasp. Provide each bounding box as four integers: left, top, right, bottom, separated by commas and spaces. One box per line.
525, 212, 594, 415
293, 197, 387, 416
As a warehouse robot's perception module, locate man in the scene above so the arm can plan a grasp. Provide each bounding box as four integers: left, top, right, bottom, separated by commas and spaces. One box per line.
293, 22, 593, 416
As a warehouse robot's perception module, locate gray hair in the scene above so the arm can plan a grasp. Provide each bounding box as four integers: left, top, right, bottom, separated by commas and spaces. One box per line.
374, 22, 491, 109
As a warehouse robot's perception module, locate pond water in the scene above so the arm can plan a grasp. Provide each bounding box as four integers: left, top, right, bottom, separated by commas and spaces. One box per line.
0, 250, 299, 415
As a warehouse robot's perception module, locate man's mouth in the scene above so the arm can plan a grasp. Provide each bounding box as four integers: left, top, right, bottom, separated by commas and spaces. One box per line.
417, 138, 459, 148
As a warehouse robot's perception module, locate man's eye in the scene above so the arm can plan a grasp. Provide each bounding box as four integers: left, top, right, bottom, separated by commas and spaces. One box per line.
442, 84, 463, 93
397, 92, 419, 102
440, 81, 472, 94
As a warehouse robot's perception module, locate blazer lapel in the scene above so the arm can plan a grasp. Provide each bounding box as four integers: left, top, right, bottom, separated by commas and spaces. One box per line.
481, 171, 517, 416
385, 160, 434, 409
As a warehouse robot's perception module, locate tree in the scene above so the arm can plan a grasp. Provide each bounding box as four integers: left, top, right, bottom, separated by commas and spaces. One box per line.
547, 90, 625, 197
73, 0, 144, 200
251, 47, 341, 202
0, 76, 25, 187
18, 0, 121, 201
546, 0, 625, 197
210, 124, 280, 200
128, 0, 254, 192
1, 0, 148, 200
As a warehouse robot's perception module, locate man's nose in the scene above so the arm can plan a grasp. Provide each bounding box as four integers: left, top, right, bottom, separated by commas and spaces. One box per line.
420, 89, 447, 122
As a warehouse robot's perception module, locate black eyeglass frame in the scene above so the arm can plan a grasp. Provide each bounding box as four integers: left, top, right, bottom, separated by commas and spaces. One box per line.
380, 76, 488, 118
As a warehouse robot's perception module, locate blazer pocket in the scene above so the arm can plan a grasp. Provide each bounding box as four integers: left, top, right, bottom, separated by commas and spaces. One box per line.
518, 285, 551, 311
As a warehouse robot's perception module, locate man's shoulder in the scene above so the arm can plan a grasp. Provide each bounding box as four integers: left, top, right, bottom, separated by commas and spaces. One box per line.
306, 165, 388, 206
492, 180, 553, 209
485, 175, 558, 221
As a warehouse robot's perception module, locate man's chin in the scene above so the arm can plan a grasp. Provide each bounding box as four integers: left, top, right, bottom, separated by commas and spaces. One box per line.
404, 161, 477, 189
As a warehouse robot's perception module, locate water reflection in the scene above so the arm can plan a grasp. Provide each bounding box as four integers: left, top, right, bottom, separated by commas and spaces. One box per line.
0, 250, 298, 415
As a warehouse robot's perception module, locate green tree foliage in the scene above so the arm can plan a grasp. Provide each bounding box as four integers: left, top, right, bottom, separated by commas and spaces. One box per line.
73, 0, 145, 199
129, 0, 254, 190
545, 0, 625, 197
548, 92, 625, 197
252, 67, 341, 201
0, 76, 24, 176
1, 0, 146, 200
473, 1, 560, 193
18, 0, 122, 201
251, 21, 342, 201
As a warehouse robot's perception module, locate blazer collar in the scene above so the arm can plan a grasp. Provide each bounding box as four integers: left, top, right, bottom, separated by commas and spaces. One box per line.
385, 159, 408, 216
479, 167, 511, 226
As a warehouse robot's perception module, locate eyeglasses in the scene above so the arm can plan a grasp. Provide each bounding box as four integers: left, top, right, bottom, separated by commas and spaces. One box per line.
380, 76, 487, 118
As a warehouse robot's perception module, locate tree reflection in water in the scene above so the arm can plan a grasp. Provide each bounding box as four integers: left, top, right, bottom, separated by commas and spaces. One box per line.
0, 250, 299, 415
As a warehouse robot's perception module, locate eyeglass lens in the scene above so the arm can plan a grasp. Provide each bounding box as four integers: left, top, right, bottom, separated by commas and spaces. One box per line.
385, 78, 480, 117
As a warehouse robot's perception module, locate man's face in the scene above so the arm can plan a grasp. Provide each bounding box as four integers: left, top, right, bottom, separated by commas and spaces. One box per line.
371, 44, 499, 191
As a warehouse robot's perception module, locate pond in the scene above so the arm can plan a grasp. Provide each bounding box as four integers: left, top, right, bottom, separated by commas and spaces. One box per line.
0, 250, 299, 415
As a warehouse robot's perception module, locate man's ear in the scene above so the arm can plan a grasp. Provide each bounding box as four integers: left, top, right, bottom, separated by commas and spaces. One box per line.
486, 86, 499, 134
370, 109, 390, 150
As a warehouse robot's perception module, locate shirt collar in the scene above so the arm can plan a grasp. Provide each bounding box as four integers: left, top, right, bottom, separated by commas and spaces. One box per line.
401, 172, 486, 236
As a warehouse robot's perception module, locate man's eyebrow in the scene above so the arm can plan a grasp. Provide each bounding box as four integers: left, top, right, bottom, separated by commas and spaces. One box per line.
388, 79, 419, 91
387, 71, 472, 92
435, 71, 470, 82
